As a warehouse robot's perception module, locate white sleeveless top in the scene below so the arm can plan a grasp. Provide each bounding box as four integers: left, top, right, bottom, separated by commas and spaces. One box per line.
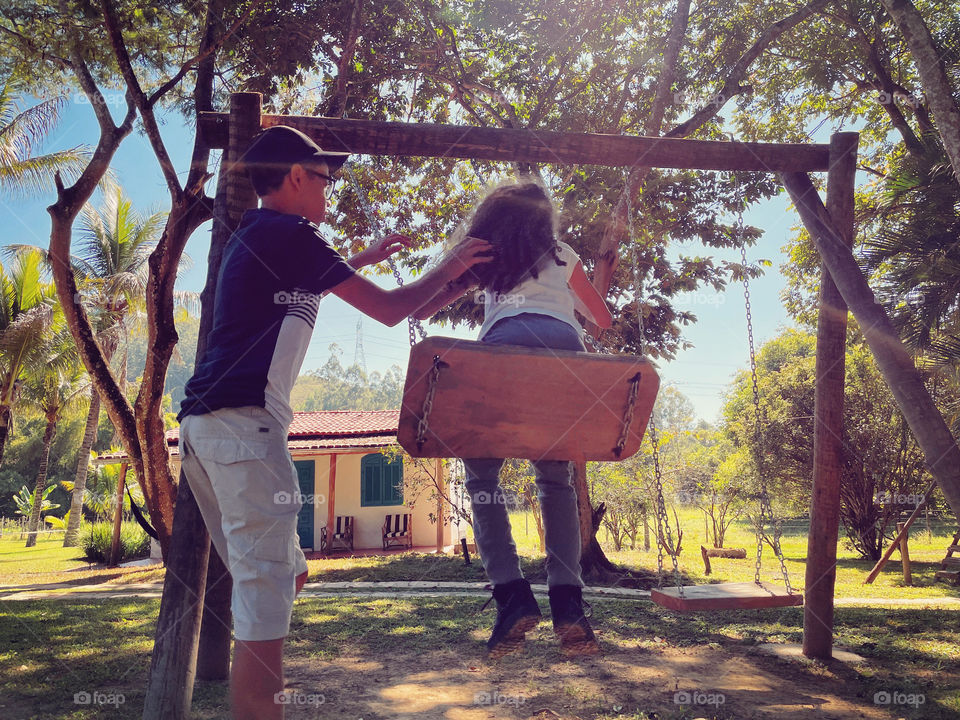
478, 241, 581, 340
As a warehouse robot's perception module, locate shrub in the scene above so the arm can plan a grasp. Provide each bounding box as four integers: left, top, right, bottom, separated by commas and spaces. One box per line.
79, 521, 151, 564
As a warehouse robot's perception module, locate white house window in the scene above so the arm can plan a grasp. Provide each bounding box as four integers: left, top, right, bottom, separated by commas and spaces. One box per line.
360, 453, 403, 506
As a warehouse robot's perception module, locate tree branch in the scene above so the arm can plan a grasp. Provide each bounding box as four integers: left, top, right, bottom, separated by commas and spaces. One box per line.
325, 0, 363, 118
99, 0, 181, 197
147, 0, 263, 106
666, 0, 833, 138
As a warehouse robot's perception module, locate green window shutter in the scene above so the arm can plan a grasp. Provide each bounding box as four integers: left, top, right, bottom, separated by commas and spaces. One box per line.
361, 454, 377, 506
387, 457, 403, 505
361, 453, 403, 507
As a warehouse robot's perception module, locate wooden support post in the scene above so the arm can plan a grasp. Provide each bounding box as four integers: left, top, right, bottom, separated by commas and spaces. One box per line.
143, 92, 262, 719
194, 91, 262, 684
780, 171, 960, 519
802, 132, 858, 661
197, 113, 832, 171
864, 480, 935, 583
109, 463, 128, 567
326, 455, 337, 554
898, 522, 912, 585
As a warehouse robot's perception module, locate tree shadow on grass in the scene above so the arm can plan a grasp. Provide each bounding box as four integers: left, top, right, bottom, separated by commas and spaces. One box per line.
2, 596, 959, 719
280, 597, 960, 719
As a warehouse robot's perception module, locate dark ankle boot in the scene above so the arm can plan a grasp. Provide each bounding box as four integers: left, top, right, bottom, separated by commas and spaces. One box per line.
548, 585, 599, 657
483, 578, 542, 658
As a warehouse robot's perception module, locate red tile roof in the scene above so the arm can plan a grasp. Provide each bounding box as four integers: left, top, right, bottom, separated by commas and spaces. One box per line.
96, 410, 401, 462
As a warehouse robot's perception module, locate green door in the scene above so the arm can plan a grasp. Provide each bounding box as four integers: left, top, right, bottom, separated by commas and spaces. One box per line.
294, 460, 314, 549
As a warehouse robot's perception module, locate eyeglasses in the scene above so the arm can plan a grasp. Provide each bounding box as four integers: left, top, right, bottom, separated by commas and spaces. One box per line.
304, 168, 337, 199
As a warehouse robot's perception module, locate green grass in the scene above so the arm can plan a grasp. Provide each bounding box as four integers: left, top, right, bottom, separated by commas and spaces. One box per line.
1, 594, 959, 719
0, 532, 93, 578
0, 532, 164, 591
483, 508, 960, 600
5, 512, 959, 604
0, 511, 959, 718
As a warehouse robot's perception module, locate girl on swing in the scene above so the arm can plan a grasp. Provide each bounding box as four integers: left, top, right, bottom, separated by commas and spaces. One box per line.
414, 180, 613, 658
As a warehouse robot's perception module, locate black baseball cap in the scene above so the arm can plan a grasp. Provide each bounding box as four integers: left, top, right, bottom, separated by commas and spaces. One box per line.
242, 125, 350, 173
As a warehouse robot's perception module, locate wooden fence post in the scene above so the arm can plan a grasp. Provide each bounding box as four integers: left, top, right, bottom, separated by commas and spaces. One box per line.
864, 480, 935, 583
898, 522, 912, 586
802, 132, 858, 661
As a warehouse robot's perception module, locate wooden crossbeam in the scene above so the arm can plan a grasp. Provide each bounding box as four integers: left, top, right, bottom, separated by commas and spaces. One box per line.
197, 112, 831, 172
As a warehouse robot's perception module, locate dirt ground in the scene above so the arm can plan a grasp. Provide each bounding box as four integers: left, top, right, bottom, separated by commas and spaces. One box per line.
280, 633, 896, 720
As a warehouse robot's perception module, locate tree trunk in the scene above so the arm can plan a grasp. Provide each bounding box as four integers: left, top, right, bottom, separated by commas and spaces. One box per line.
642, 506, 650, 551
142, 472, 210, 719
64, 387, 101, 547
0, 402, 11, 469
25, 417, 56, 548
879, 0, 960, 184
145, 91, 261, 717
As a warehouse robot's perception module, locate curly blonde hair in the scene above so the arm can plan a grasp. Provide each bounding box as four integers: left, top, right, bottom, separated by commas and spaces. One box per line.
463, 180, 566, 294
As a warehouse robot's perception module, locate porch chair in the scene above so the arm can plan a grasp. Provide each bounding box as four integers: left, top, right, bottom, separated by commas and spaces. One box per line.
382, 513, 413, 551
320, 515, 354, 554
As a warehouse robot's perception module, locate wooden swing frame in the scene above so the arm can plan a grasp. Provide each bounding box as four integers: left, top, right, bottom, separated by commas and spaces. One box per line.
193, 96, 861, 649
146, 91, 960, 716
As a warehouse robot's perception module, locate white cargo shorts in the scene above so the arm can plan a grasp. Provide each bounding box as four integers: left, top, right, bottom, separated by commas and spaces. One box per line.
180, 406, 309, 642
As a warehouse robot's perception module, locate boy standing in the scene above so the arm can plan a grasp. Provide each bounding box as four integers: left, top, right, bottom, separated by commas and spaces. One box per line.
178, 125, 489, 719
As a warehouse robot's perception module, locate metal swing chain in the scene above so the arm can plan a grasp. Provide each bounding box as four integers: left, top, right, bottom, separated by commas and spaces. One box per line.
736, 191, 793, 594
614, 373, 642, 458
415, 354, 444, 451
625, 171, 683, 594
343, 165, 427, 348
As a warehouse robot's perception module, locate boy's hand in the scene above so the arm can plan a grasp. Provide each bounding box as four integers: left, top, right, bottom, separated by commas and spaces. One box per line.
441, 235, 494, 276
357, 233, 413, 266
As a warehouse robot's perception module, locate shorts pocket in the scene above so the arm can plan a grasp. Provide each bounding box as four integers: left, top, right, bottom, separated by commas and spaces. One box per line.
190, 436, 269, 465
253, 529, 296, 582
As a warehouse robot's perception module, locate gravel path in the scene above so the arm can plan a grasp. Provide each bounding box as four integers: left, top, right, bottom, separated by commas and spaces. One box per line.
1, 579, 958, 606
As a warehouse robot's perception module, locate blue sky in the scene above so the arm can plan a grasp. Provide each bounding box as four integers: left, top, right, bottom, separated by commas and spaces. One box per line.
2, 93, 803, 424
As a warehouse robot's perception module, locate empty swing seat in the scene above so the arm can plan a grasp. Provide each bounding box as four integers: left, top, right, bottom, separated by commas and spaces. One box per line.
398, 336, 660, 461
650, 582, 804, 612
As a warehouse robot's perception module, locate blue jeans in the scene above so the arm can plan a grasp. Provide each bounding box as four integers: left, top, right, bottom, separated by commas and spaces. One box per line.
464, 313, 585, 588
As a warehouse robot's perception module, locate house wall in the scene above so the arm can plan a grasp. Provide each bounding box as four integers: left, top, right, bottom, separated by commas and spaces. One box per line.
169, 449, 450, 552
307, 451, 451, 551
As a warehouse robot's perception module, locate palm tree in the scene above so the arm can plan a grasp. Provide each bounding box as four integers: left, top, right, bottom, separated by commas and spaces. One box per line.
23, 330, 86, 548
62, 184, 165, 546
859, 144, 960, 366
0, 247, 56, 467
0, 76, 88, 198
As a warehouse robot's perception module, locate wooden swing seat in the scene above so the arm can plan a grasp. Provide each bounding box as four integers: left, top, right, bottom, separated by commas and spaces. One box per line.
397, 336, 659, 461
650, 581, 804, 612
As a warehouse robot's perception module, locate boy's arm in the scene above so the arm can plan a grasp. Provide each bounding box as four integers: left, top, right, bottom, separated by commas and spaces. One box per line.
346, 233, 412, 270
569, 261, 613, 329
331, 236, 491, 327
411, 275, 478, 320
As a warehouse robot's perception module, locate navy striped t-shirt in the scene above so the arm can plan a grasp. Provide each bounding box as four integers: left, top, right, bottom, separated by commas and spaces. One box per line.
179, 208, 355, 427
